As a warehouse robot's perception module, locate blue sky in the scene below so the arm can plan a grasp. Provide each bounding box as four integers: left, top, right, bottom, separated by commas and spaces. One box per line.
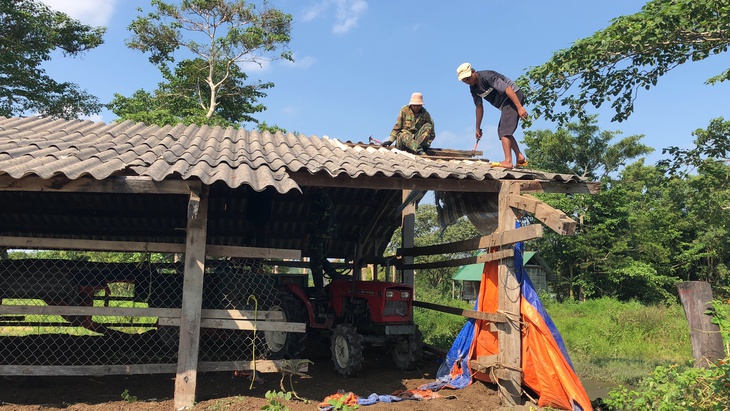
39, 0, 730, 166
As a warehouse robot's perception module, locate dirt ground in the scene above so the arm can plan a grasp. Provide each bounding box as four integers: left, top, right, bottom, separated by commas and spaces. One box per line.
0, 341, 503, 411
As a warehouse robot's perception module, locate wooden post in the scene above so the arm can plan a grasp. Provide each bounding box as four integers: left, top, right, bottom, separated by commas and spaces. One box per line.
497, 181, 522, 406
677, 281, 724, 368
174, 185, 209, 410
401, 190, 415, 287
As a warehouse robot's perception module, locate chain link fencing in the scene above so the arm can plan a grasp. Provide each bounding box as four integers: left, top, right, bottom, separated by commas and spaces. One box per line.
0, 252, 297, 368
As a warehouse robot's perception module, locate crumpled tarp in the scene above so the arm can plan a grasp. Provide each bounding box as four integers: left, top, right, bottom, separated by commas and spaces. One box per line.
318, 388, 441, 410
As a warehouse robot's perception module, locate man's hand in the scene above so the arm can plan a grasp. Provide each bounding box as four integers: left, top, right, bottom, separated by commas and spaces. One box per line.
517, 106, 528, 120
381, 140, 393, 147
475, 128, 483, 139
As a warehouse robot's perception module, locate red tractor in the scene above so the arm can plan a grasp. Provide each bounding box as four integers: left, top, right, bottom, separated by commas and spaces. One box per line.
264, 275, 423, 377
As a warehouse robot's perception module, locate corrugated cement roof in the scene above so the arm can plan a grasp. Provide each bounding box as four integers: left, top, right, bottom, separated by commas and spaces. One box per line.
0, 116, 587, 193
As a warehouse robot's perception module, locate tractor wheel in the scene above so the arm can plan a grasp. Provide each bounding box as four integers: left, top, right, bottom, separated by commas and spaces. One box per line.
264, 292, 308, 359
330, 324, 364, 377
391, 326, 424, 371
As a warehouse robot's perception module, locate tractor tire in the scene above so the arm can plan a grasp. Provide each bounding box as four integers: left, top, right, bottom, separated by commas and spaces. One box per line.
391, 326, 424, 371
264, 292, 308, 359
330, 324, 364, 377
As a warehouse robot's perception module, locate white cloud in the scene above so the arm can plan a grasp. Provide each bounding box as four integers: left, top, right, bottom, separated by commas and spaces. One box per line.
332, 0, 368, 34
301, 1, 329, 22
81, 114, 105, 123
40, 0, 118, 26
302, 0, 368, 34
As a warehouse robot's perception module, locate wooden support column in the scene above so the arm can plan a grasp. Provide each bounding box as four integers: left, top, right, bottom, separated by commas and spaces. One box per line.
401, 190, 416, 287
677, 281, 725, 368
174, 184, 209, 410
497, 181, 522, 406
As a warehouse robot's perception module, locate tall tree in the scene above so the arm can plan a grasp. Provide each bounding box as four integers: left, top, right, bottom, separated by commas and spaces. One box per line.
114, 0, 292, 127
523, 115, 654, 180
523, 0, 730, 124
659, 117, 730, 175
0, 0, 105, 119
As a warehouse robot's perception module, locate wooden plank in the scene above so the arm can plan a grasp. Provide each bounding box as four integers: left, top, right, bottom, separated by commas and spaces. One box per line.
401, 190, 416, 287
291, 171, 501, 193
197, 360, 309, 374
174, 186, 208, 410
413, 300, 506, 323
472, 354, 499, 370
0, 360, 308, 376
0, 236, 300, 260
497, 181, 522, 406
0, 175, 197, 195
158, 317, 305, 333
398, 225, 543, 256
424, 147, 483, 157
400, 249, 514, 270
206, 244, 301, 260
508, 194, 577, 236
0, 305, 284, 321
519, 180, 601, 195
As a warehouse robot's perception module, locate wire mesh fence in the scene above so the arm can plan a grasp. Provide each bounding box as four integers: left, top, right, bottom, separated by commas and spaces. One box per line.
0, 252, 299, 368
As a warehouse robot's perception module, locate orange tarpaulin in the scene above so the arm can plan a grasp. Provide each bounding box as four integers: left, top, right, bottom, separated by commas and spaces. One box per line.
472, 256, 592, 411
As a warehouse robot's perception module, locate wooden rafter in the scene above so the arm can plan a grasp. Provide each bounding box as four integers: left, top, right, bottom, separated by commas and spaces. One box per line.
507, 193, 577, 235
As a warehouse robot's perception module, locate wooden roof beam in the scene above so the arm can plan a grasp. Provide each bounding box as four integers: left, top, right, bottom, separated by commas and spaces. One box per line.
508, 193, 577, 236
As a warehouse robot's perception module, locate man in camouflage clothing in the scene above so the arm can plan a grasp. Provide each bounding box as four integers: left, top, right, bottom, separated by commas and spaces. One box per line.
383, 92, 435, 155
306, 187, 337, 298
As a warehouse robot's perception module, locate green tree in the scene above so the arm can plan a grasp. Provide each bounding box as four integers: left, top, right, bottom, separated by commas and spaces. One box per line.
387, 203, 479, 297
523, 0, 730, 124
108, 58, 271, 127
659, 117, 730, 176
523, 119, 680, 302
0, 0, 105, 118
112, 0, 293, 127
523, 115, 654, 180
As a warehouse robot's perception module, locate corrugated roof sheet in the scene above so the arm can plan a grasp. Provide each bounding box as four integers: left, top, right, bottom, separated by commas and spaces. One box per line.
0, 116, 587, 193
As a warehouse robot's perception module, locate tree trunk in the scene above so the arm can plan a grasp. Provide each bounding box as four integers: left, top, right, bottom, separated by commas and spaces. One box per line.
676, 281, 725, 368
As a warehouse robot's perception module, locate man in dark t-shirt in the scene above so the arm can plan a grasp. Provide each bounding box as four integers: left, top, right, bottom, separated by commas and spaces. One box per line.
457, 62, 529, 168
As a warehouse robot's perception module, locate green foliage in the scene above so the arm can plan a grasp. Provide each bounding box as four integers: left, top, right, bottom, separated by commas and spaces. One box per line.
0, 0, 105, 118
523, 115, 653, 181
546, 297, 692, 385
605, 359, 730, 411
261, 390, 291, 411
257, 121, 290, 135
526, 117, 730, 302
121, 389, 137, 403
710, 299, 730, 350
659, 117, 730, 176
7, 249, 173, 264
414, 289, 472, 349
523, 0, 730, 124
326, 395, 359, 411
114, 0, 293, 128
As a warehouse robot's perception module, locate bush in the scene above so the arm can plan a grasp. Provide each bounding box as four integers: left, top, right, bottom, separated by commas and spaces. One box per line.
605, 359, 730, 411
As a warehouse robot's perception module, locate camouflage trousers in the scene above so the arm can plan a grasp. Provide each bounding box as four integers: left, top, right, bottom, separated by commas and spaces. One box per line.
395, 123, 433, 154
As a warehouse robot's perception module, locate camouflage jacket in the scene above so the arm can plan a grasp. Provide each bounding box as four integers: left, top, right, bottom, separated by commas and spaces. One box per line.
389, 105, 435, 146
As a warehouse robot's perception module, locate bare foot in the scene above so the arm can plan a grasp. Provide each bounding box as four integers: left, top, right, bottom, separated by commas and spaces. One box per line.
491, 160, 513, 168
516, 155, 527, 166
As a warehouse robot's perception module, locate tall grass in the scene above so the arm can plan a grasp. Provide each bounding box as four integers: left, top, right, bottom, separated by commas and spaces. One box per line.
539, 297, 692, 385
414, 289, 473, 350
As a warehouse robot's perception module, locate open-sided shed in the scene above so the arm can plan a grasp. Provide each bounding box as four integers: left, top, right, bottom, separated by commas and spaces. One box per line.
0, 115, 597, 409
